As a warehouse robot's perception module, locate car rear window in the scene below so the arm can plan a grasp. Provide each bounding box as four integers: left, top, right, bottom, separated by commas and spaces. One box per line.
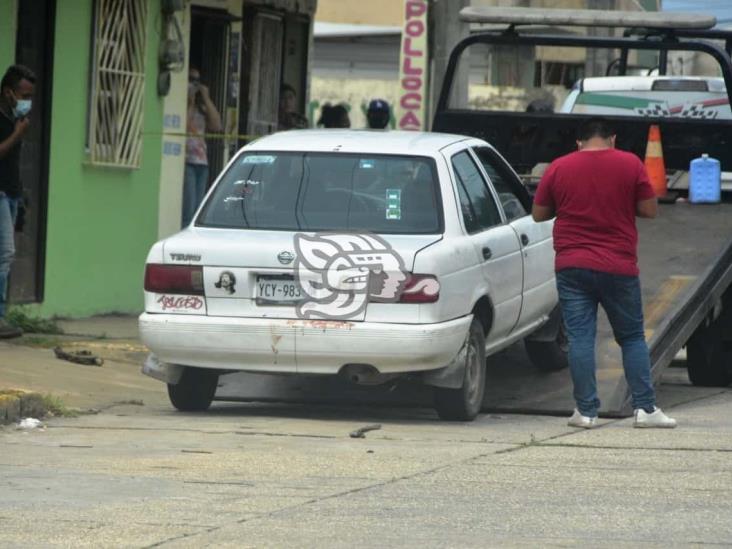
197, 152, 442, 234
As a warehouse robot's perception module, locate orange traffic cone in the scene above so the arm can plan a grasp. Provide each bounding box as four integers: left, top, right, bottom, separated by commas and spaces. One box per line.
644, 124, 667, 197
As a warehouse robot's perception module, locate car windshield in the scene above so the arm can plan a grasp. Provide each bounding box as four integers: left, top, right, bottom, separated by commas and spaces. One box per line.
197, 152, 442, 234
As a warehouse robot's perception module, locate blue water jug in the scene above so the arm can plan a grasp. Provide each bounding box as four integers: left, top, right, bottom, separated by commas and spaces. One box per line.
689, 154, 721, 204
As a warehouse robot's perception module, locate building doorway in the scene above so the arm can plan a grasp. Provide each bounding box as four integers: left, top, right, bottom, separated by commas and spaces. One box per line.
239, 7, 310, 142
189, 6, 231, 187
10, 0, 55, 304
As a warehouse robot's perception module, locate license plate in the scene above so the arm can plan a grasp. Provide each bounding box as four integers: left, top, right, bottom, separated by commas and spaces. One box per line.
256, 275, 303, 305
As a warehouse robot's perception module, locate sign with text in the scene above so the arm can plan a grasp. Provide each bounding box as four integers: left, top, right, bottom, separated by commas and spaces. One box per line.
397, 0, 429, 131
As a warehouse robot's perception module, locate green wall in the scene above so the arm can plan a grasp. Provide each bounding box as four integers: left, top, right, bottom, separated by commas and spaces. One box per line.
39, 0, 163, 317
0, 0, 15, 69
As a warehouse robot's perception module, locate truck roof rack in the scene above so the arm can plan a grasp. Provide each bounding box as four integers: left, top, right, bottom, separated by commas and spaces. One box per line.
459, 6, 717, 31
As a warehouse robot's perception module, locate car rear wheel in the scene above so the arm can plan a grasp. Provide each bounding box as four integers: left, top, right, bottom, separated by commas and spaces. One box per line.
167, 367, 219, 412
434, 317, 486, 421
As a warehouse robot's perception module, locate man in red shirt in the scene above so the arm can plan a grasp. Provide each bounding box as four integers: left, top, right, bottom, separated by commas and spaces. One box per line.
532, 117, 676, 429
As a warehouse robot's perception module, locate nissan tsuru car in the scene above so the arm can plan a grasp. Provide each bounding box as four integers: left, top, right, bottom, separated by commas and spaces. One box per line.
140, 130, 563, 420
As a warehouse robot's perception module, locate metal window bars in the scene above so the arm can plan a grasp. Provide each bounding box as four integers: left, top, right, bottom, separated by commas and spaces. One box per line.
88, 0, 148, 168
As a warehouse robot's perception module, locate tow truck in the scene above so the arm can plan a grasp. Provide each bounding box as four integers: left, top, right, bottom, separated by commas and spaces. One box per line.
432, 6, 732, 416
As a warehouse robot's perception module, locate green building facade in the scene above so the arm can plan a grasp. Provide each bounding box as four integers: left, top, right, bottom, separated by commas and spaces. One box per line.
2, 0, 317, 318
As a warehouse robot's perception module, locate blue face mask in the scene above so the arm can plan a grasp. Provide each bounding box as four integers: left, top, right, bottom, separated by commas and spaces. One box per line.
13, 99, 32, 118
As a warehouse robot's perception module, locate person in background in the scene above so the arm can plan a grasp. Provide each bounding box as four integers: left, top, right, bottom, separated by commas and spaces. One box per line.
278, 83, 308, 131
182, 66, 222, 228
526, 98, 554, 113
317, 104, 350, 128
532, 117, 676, 430
0, 64, 35, 339
366, 99, 390, 129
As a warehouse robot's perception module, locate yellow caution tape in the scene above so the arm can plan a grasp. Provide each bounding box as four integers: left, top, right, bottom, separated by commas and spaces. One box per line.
145, 131, 271, 141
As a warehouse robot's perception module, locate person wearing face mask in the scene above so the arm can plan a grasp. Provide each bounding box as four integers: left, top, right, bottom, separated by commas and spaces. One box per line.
0, 64, 35, 339
181, 66, 222, 228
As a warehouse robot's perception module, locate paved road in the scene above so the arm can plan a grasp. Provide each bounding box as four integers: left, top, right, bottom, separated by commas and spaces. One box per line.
1, 366, 731, 548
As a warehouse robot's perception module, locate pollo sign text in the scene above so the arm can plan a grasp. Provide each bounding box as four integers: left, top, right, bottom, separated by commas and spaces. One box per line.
397, 0, 428, 131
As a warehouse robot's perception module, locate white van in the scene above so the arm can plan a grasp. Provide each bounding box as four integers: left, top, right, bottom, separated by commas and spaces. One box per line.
560, 76, 731, 120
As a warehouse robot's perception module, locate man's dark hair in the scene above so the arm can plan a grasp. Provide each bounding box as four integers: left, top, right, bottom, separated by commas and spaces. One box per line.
1, 64, 36, 92
366, 98, 390, 129
577, 117, 615, 141
317, 103, 349, 128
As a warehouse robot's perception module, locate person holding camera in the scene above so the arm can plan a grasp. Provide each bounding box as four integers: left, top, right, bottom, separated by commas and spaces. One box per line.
0, 64, 35, 339
182, 67, 222, 228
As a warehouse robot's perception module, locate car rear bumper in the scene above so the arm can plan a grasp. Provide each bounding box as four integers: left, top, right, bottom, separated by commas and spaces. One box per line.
138, 313, 471, 376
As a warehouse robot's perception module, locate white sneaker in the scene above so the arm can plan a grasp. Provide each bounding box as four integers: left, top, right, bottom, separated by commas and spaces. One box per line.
634, 407, 677, 429
567, 409, 597, 429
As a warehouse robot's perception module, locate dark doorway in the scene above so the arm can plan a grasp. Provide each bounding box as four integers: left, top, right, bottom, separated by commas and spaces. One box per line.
239, 7, 310, 144
189, 7, 230, 187
10, 0, 55, 304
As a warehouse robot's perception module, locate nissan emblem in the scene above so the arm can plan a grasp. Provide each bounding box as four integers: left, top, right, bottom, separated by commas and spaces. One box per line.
277, 251, 295, 265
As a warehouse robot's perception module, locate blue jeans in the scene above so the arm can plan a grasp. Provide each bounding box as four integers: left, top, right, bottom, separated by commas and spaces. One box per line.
181, 163, 209, 227
0, 193, 19, 318
556, 268, 656, 417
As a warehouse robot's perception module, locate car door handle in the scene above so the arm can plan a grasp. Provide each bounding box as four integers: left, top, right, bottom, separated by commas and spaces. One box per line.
520, 234, 530, 246
482, 247, 492, 260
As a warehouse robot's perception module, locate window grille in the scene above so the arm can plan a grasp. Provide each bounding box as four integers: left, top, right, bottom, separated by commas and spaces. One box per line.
88, 0, 149, 168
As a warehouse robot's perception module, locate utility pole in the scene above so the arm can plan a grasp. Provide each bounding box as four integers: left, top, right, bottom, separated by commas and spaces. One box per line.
429, 0, 470, 127
585, 0, 617, 78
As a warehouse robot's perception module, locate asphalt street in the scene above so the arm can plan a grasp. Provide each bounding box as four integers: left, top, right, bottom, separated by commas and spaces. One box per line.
1, 360, 731, 548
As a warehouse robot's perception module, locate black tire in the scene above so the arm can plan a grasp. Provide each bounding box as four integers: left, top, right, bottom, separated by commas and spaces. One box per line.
434, 317, 486, 421
687, 325, 731, 387
525, 321, 569, 372
167, 367, 219, 411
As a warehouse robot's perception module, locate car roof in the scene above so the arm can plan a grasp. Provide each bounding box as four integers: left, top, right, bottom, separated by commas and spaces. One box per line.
244, 130, 473, 156
580, 75, 726, 93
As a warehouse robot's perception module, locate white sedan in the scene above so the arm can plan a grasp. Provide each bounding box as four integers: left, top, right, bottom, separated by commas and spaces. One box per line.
140, 130, 564, 421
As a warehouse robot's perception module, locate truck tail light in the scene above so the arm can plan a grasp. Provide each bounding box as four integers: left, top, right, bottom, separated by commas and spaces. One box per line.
399, 274, 440, 303
144, 264, 204, 295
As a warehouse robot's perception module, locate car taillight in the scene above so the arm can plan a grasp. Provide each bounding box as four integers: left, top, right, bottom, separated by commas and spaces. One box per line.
399, 274, 439, 303
144, 264, 204, 295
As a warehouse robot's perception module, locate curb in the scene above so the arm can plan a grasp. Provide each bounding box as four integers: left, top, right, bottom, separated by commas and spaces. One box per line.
0, 390, 47, 425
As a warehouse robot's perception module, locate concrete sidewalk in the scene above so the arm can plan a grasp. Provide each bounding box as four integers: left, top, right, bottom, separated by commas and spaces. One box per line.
0, 315, 167, 416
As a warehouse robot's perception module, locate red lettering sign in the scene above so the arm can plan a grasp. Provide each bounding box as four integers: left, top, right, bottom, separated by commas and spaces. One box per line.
398, 0, 428, 131
402, 76, 422, 91
399, 111, 421, 130
405, 0, 427, 18
156, 295, 204, 311
403, 57, 423, 76
400, 92, 422, 110
405, 20, 424, 37
402, 37, 423, 57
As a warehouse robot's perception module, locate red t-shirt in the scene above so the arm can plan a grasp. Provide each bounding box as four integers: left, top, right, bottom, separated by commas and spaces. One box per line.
534, 148, 655, 276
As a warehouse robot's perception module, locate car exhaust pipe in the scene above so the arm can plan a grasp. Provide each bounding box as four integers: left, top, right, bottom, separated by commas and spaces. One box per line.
339, 364, 398, 386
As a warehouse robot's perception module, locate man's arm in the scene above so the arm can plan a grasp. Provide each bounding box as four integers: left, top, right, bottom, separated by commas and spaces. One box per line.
198, 86, 223, 133
532, 203, 555, 222
0, 118, 29, 159
636, 197, 658, 218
